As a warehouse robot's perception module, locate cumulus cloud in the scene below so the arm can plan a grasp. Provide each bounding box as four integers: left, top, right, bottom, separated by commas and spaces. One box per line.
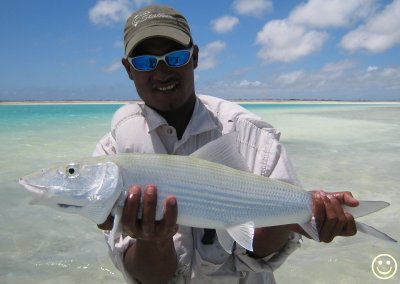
238, 80, 262, 87
367, 66, 379, 72
288, 0, 375, 28
233, 0, 272, 17
254, 0, 381, 63
256, 19, 328, 63
211, 15, 239, 33
103, 61, 122, 73
89, 0, 152, 25
321, 60, 357, 73
277, 71, 304, 85
340, 0, 400, 53
198, 41, 227, 71
89, 0, 132, 25
199, 63, 400, 100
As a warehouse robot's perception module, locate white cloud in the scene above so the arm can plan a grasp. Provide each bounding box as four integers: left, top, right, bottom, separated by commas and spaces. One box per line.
103, 61, 122, 73
239, 80, 262, 87
367, 66, 379, 72
199, 63, 400, 100
340, 0, 400, 53
132, 0, 152, 5
288, 0, 375, 28
277, 71, 304, 85
89, 0, 132, 25
211, 16, 239, 33
198, 41, 227, 71
321, 60, 357, 73
233, 0, 272, 17
256, 19, 328, 63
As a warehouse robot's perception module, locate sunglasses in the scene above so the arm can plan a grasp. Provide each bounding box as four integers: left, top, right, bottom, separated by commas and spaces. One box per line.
128, 46, 193, 71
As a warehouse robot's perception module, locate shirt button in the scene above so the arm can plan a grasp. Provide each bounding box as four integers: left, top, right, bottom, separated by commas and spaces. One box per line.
165, 126, 175, 136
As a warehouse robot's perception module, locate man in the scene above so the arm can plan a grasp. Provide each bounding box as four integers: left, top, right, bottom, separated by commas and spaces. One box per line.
94, 5, 358, 284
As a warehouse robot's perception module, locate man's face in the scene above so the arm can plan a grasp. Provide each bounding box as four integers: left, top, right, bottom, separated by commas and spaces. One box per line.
126, 37, 198, 112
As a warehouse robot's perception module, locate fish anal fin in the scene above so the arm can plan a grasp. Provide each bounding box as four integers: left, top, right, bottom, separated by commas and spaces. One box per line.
216, 229, 235, 254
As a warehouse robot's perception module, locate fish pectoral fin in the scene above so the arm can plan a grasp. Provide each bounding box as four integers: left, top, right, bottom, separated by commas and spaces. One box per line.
216, 229, 235, 254
190, 132, 250, 172
225, 221, 255, 252
356, 221, 397, 243
107, 206, 123, 251
300, 217, 320, 242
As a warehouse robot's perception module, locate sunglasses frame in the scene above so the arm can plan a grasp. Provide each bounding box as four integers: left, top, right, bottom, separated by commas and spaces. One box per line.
127, 46, 194, 71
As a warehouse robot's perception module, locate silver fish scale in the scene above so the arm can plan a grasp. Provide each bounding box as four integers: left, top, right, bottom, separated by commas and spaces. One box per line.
112, 154, 312, 228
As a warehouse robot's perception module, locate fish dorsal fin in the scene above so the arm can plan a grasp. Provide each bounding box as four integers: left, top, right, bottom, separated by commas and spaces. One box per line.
190, 132, 249, 172
223, 221, 255, 252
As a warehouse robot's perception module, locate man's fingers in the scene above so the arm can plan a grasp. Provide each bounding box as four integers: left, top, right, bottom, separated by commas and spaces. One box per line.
319, 195, 337, 243
330, 191, 359, 207
142, 184, 157, 237
328, 196, 347, 238
121, 185, 141, 235
160, 196, 178, 236
342, 213, 357, 236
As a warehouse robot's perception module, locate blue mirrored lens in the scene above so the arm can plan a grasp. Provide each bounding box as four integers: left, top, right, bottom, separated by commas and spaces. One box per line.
131, 56, 157, 71
130, 49, 192, 71
165, 50, 190, 67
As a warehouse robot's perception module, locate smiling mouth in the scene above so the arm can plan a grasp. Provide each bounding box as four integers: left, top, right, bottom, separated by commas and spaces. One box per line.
155, 83, 177, 92
376, 267, 393, 275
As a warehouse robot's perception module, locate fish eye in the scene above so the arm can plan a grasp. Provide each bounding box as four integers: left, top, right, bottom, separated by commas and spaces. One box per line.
65, 165, 79, 178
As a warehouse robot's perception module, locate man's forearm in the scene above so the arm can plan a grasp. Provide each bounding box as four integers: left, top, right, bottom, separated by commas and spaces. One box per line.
124, 238, 177, 284
252, 225, 295, 258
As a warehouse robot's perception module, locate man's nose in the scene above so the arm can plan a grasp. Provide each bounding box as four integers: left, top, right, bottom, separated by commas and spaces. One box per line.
153, 60, 173, 78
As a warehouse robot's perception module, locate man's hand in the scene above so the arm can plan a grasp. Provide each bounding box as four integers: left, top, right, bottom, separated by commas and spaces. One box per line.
311, 191, 359, 243
121, 184, 178, 240
97, 184, 178, 241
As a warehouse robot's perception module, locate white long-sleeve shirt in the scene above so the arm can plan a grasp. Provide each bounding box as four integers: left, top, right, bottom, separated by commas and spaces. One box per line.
93, 95, 302, 284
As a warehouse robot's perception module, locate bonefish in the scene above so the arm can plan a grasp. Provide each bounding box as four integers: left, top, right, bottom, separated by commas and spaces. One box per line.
19, 133, 397, 252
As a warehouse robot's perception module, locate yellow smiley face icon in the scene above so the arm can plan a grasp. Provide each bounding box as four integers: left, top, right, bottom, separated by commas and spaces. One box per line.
371, 254, 397, 280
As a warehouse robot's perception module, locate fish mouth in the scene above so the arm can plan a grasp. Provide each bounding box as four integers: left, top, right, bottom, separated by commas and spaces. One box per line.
19, 178, 46, 195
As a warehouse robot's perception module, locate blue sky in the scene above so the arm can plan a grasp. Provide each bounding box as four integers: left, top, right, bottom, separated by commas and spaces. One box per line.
1, 0, 399, 101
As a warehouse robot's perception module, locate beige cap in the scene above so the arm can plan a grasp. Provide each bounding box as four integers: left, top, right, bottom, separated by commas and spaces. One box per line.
123, 5, 192, 57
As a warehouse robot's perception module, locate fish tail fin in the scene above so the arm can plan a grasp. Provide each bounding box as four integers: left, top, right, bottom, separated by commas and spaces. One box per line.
356, 221, 397, 243
342, 201, 389, 218
300, 217, 320, 242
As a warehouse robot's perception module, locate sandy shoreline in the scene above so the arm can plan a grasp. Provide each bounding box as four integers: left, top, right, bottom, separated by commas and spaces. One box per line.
1, 99, 399, 105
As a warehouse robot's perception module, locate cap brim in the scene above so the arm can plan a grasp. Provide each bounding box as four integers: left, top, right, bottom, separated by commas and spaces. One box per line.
125, 26, 191, 57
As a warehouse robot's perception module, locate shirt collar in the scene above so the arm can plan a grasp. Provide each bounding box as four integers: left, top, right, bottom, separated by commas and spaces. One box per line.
141, 103, 168, 133
141, 97, 219, 135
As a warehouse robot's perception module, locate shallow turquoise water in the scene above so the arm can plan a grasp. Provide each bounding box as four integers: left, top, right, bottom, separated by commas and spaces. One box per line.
1, 102, 399, 283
